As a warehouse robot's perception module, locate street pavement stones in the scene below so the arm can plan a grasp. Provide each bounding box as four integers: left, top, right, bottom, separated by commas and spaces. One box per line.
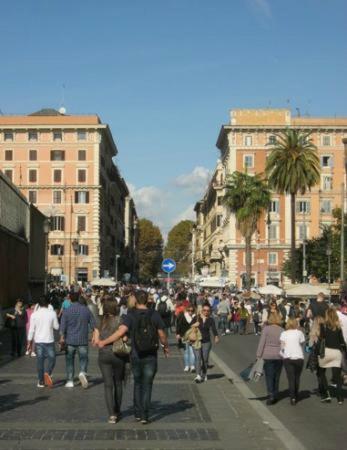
0, 330, 285, 450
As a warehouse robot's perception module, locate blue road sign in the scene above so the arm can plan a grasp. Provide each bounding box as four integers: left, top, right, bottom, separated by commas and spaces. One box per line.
161, 258, 176, 273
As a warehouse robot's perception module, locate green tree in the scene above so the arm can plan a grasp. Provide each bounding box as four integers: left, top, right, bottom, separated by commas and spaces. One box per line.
164, 220, 194, 277
265, 129, 320, 282
224, 171, 271, 290
137, 218, 163, 281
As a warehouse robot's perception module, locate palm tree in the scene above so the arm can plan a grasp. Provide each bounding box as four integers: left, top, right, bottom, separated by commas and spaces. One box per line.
265, 129, 320, 282
224, 171, 271, 290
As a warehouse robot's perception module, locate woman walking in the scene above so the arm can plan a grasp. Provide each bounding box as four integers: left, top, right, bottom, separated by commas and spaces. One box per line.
280, 318, 305, 405
256, 311, 283, 405
193, 303, 219, 383
6, 299, 27, 357
93, 296, 127, 423
176, 304, 197, 372
317, 307, 346, 404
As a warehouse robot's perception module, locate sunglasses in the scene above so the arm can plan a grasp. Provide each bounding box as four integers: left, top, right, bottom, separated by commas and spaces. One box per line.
202, 309, 210, 312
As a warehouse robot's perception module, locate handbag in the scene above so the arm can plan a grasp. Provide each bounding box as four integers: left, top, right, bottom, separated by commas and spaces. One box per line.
249, 358, 264, 382
111, 317, 131, 356
306, 345, 319, 372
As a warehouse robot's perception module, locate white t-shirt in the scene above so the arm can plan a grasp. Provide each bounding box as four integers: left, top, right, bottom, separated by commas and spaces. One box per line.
280, 329, 305, 360
337, 311, 347, 343
28, 308, 59, 343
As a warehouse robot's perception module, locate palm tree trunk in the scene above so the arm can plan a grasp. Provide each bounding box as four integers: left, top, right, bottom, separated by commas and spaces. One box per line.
290, 193, 296, 283
245, 235, 252, 290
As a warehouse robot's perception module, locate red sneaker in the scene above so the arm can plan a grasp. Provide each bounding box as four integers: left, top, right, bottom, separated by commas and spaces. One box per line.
44, 372, 53, 387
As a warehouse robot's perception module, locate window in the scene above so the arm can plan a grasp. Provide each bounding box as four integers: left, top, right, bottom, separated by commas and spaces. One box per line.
296, 200, 311, 213
29, 149, 37, 161
298, 224, 308, 240
244, 155, 254, 168
75, 191, 89, 203
78, 244, 89, 256
322, 175, 333, 191
322, 135, 331, 146
77, 130, 87, 141
268, 224, 278, 240
320, 200, 332, 214
53, 130, 62, 141
53, 190, 62, 204
28, 169, 37, 183
4, 169, 13, 181
53, 169, 62, 183
268, 252, 277, 265
78, 149, 86, 161
245, 135, 252, 146
78, 169, 86, 183
217, 215, 223, 227
51, 216, 65, 231
28, 130, 38, 141
50, 150, 65, 161
51, 244, 64, 256
4, 131, 13, 141
268, 135, 277, 145
5, 150, 13, 161
269, 200, 279, 213
321, 155, 332, 168
77, 216, 86, 232
76, 267, 88, 282
28, 190, 37, 203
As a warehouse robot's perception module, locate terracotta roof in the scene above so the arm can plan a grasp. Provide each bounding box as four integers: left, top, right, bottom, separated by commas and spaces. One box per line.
0, 109, 101, 126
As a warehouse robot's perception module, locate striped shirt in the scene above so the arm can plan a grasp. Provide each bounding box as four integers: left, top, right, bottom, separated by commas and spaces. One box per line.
60, 302, 96, 346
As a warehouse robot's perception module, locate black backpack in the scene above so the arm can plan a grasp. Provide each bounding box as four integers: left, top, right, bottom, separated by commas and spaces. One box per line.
134, 310, 159, 354
157, 300, 170, 318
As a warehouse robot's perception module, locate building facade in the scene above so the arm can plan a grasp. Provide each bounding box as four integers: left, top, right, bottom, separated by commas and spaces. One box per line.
0, 108, 138, 284
195, 109, 347, 287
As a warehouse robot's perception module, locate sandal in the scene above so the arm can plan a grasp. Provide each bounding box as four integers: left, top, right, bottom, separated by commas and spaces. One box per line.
108, 416, 117, 424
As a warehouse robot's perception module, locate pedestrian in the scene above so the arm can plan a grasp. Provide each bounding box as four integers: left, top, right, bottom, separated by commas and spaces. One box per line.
156, 295, 173, 335
193, 303, 219, 383
307, 292, 329, 320
317, 307, 346, 404
176, 304, 197, 372
217, 295, 231, 336
280, 318, 305, 405
97, 290, 169, 424
6, 299, 27, 357
93, 296, 127, 423
239, 302, 249, 335
256, 310, 283, 405
25, 302, 37, 356
253, 301, 262, 335
60, 292, 97, 388
26, 296, 59, 388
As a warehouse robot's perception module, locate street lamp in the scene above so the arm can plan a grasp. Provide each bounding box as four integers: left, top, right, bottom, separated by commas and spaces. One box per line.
72, 239, 79, 282
43, 217, 51, 295
115, 254, 120, 282
326, 245, 332, 303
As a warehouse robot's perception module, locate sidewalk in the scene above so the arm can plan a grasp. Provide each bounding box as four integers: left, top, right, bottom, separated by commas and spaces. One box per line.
0, 332, 284, 449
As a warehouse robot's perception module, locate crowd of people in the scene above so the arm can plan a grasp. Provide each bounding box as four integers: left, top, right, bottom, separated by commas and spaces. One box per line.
1, 283, 347, 422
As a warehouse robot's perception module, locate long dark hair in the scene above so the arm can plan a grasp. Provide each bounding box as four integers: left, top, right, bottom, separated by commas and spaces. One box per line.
100, 295, 119, 330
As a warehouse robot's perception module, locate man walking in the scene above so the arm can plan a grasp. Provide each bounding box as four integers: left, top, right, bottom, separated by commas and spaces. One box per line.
27, 296, 59, 388
60, 292, 96, 388
98, 290, 169, 424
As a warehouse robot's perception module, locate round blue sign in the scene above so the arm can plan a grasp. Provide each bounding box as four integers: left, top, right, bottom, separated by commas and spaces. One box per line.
161, 258, 176, 274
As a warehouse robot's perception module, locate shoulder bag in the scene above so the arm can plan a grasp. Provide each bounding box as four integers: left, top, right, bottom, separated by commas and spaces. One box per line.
112, 317, 131, 357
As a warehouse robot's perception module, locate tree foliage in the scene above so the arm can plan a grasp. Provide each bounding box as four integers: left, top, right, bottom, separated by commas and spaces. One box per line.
164, 220, 194, 276
137, 218, 163, 281
224, 171, 271, 290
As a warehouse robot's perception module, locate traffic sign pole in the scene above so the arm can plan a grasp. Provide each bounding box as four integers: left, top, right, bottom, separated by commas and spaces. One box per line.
161, 258, 176, 291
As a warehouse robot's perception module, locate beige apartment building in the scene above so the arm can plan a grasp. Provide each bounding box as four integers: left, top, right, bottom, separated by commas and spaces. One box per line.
195, 109, 347, 288
0, 108, 138, 284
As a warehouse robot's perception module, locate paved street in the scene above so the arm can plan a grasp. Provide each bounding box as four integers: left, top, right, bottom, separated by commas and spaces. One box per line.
213, 333, 347, 450
0, 330, 284, 450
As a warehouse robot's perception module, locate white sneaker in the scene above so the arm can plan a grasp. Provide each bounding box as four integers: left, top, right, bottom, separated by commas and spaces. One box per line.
183, 366, 190, 372
190, 366, 195, 373
25, 350, 30, 356
37, 382, 45, 388
31, 352, 36, 357
65, 381, 74, 388
204, 375, 208, 382
79, 372, 88, 389
194, 375, 202, 383
226, 329, 231, 334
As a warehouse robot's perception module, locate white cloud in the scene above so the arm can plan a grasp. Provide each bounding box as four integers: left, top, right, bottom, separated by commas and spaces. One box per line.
249, 0, 272, 20
129, 185, 168, 227
174, 166, 211, 195
173, 204, 196, 225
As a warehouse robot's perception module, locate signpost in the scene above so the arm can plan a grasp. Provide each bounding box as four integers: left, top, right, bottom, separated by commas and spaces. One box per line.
161, 258, 176, 289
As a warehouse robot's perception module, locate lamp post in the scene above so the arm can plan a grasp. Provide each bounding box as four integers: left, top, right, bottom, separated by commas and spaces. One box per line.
43, 217, 51, 295
326, 245, 332, 304
72, 239, 79, 283
115, 254, 120, 282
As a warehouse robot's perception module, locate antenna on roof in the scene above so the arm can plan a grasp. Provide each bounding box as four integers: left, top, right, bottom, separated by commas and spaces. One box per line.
296, 107, 301, 117
59, 83, 66, 114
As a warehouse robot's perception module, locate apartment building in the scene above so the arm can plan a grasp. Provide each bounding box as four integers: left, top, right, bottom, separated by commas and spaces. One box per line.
0, 108, 138, 284
195, 109, 347, 287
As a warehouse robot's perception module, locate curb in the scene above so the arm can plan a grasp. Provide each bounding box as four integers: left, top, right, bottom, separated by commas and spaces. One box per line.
210, 350, 307, 450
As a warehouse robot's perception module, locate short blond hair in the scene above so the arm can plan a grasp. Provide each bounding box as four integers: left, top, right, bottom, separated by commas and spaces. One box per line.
286, 318, 299, 330
268, 312, 282, 326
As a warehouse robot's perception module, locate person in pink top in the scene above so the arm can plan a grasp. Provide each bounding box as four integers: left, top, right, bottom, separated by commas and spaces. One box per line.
25, 302, 37, 357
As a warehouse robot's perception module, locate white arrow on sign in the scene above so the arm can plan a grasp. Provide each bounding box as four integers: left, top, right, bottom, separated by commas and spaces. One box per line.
163, 262, 175, 270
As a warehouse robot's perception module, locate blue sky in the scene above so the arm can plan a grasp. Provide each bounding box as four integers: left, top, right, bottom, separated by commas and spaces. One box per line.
1, 0, 346, 236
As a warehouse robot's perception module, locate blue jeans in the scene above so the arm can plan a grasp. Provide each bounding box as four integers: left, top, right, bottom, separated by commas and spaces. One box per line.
184, 343, 195, 367
36, 343, 56, 384
218, 314, 228, 333
131, 356, 157, 420
66, 345, 88, 381
264, 359, 283, 399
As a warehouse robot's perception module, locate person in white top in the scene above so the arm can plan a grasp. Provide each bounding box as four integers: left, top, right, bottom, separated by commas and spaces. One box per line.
280, 318, 305, 405
27, 296, 59, 388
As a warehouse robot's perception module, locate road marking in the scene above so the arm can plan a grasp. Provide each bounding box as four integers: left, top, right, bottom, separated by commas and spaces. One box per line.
210, 351, 307, 450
